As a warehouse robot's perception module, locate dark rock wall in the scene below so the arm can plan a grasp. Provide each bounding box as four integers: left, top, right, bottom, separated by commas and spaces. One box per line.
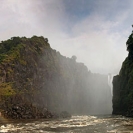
113, 31, 133, 116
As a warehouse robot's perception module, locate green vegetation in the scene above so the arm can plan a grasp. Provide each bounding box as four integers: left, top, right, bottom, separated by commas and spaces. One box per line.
126, 33, 133, 52
0, 36, 111, 117
0, 82, 16, 96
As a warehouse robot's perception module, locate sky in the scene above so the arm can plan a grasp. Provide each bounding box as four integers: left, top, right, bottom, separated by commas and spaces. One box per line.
0, 0, 133, 74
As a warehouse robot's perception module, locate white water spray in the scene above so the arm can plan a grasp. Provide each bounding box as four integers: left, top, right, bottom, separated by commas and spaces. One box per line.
108, 73, 115, 96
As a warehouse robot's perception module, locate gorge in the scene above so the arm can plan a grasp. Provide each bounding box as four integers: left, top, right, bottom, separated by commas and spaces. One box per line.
1, 33, 133, 132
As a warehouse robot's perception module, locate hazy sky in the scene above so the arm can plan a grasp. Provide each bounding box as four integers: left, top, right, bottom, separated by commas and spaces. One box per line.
1, 0, 133, 74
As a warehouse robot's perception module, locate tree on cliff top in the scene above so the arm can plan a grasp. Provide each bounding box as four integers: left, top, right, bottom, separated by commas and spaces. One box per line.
71, 55, 77, 61
126, 26, 133, 53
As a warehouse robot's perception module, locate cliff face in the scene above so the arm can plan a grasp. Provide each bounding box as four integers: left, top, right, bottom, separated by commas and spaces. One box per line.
113, 31, 133, 116
0, 36, 112, 118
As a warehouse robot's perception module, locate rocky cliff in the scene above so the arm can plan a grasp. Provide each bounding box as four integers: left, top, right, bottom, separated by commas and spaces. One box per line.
113, 30, 133, 116
0, 36, 112, 119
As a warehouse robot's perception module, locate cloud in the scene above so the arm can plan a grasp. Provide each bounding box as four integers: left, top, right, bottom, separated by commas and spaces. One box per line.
55, 4, 129, 74
0, 0, 65, 39
0, 0, 132, 74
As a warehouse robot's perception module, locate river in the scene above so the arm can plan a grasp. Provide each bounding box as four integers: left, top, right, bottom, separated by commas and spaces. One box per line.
0, 115, 133, 133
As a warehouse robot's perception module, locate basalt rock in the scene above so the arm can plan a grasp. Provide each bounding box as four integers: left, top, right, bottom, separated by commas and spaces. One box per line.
1, 95, 53, 119
113, 29, 133, 116
0, 36, 111, 119
59, 111, 71, 118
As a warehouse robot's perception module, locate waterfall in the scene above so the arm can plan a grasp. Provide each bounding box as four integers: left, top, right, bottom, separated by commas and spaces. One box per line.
108, 73, 114, 96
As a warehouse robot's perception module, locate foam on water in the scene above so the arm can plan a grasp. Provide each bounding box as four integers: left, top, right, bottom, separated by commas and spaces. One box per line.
0, 115, 133, 133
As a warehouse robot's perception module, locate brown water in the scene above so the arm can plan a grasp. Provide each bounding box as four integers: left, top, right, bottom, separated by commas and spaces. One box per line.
0, 115, 133, 133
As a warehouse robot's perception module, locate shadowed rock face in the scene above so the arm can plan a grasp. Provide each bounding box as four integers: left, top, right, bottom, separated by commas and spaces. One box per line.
0, 36, 112, 119
113, 30, 133, 116
112, 75, 121, 114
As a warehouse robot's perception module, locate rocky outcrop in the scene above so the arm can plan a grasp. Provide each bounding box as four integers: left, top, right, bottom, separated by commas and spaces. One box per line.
112, 75, 121, 114
0, 36, 111, 119
1, 95, 71, 119
113, 30, 133, 116
1, 95, 53, 119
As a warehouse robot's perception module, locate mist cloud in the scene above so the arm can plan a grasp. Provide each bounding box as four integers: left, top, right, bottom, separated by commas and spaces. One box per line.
0, 0, 133, 74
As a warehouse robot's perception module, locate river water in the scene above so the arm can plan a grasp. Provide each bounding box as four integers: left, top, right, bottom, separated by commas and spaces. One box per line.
0, 115, 133, 133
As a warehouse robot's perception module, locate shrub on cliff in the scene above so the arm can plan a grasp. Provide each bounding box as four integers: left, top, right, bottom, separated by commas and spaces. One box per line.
126, 34, 133, 51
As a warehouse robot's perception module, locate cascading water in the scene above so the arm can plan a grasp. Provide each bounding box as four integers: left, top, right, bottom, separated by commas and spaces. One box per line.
108, 73, 115, 96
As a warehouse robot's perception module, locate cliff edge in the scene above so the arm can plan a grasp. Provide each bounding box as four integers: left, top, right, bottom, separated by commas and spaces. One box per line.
0, 36, 112, 119
113, 30, 133, 116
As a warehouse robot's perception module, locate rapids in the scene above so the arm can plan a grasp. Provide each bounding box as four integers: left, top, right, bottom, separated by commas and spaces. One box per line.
0, 115, 133, 133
